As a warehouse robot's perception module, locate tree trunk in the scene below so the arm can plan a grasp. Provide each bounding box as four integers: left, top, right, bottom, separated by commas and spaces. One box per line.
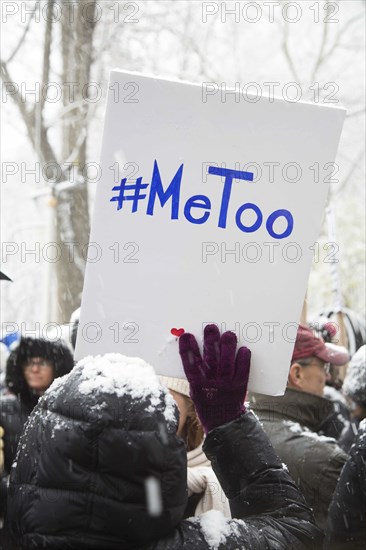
53, 0, 98, 322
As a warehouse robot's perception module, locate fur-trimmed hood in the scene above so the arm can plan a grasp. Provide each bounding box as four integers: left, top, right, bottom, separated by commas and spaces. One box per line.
5, 337, 74, 411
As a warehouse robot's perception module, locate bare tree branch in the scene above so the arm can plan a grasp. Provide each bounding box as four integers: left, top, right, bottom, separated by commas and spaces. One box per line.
1, 60, 36, 149
312, 11, 363, 78
281, 20, 301, 83
310, 4, 330, 82
40, 0, 55, 113
1, 50, 58, 166
5, 1, 39, 64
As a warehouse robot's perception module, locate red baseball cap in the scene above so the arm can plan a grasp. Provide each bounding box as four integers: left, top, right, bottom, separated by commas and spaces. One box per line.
292, 324, 349, 365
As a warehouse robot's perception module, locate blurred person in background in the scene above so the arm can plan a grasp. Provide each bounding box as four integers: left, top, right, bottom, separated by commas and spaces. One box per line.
249, 324, 350, 529
1, 337, 74, 474
0, 337, 74, 521
338, 345, 366, 452
342, 345, 366, 423
310, 319, 352, 442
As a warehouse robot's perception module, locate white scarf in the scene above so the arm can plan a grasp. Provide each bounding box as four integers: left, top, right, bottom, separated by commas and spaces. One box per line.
187, 442, 231, 518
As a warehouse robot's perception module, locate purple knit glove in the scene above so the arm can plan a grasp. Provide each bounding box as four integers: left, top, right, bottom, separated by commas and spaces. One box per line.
179, 324, 251, 433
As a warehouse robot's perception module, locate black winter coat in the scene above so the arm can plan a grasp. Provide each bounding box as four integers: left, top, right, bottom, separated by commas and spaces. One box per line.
325, 420, 366, 549
0, 390, 30, 476
7, 363, 323, 549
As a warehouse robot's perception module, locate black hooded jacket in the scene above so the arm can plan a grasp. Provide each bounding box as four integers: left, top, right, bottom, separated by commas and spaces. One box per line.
1, 337, 74, 474
7, 358, 323, 549
325, 420, 366, 549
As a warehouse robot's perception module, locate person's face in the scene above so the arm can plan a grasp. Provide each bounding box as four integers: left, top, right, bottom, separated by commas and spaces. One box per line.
23, 356, 55, 395
290, 357, 330, 397
169, 390, 188, 437
350, 402, 366, 422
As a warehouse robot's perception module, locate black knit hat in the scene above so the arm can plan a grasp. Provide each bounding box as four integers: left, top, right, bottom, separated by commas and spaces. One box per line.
5, 337, 74, 412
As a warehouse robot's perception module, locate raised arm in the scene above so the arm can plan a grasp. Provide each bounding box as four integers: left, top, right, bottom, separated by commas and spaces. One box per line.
176, 325, 323, 549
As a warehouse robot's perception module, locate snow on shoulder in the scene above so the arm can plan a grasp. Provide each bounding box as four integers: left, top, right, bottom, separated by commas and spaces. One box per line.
190, 510, 246, 549
283, 420, 336, 443
75, 353, 177, 423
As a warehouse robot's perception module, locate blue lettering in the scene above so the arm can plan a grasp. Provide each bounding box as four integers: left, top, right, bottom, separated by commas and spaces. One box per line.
146, 160, 183, 219
130, 161, 295, 239
266, 209, 294, 239
235, 203, 263, 233
208, 167, 254, 229
184, 195, 211, 224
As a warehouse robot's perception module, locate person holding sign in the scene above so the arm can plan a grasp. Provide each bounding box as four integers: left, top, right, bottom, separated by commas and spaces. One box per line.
7, 326, 322, 549
158, 375, 231, 518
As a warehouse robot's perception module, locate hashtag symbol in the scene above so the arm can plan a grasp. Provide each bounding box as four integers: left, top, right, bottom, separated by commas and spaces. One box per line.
110, 177, 149, 212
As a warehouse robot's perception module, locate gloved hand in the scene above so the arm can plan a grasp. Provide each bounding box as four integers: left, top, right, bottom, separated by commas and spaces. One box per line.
179, 324, 251, 433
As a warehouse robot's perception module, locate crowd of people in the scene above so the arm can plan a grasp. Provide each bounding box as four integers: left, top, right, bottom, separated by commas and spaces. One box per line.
0, 318, 365, 549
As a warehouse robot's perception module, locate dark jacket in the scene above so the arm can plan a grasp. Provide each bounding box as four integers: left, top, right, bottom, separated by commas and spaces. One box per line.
0, 337, 74, 475
7, 362, 323, 549
321, 386, 351, 443
249, 388, 348, 529
325, 420, 366, 549
337, 419, 360, 453
0, 391, 30, 477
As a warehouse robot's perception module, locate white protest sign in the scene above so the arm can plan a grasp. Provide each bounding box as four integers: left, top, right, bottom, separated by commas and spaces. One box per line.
75, 70, 345, 396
